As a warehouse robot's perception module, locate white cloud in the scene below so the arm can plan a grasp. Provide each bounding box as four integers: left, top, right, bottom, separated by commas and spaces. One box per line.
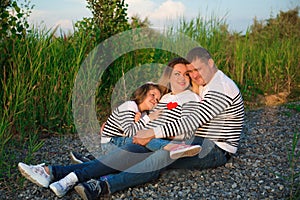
125, 0, 186, 28
150, 0, 185, 20
125, 0, 156, 17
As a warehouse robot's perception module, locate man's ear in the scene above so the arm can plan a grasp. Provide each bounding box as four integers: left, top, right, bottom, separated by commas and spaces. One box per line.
208, 58, 214, 68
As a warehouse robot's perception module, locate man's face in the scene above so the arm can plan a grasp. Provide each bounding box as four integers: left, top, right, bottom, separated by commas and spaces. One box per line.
187, 58, 215, 86
187, 61, 206, 86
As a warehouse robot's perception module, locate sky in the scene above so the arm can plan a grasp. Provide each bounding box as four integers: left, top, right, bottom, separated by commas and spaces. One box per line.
21, 0, 299, 34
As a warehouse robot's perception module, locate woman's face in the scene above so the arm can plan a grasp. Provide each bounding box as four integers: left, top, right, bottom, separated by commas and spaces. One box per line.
138, 88, 161, 111
169, 63, 190, 94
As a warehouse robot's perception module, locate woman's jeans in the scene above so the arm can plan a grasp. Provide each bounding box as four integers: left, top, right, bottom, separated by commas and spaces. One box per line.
49, 137, 170, 182
49, 143, 153, 182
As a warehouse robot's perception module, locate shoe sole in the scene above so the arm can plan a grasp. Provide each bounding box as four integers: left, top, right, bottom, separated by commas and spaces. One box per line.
74, 184, 89, 200
49, 183, 66, 198
170, 146, 202, 160
18, 163, 48, 188
70, 152, 83, 164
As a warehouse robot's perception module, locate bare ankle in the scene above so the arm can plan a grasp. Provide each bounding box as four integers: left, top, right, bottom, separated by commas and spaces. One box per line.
44, 166, 50, 175
164, 143, 176, 151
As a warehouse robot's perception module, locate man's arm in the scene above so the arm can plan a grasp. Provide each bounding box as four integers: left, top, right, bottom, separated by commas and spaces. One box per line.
153, 91, 232, 139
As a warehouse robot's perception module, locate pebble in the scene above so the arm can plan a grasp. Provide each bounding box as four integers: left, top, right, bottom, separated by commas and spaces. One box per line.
1, 102, 299, 199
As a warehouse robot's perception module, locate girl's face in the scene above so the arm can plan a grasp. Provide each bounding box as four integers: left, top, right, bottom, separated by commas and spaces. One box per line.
170, 63, 190, 94
138, 88, 161, 111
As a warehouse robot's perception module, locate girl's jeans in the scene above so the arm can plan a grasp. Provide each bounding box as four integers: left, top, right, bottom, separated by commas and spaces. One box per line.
109, 136, 171, 152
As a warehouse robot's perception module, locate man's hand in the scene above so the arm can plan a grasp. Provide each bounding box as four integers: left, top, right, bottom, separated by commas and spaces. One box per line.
148, 109, 162, 121
133, 129, 155, 146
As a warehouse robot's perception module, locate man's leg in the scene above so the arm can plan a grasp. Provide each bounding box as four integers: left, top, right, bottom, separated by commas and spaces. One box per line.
103, 138, 227, 194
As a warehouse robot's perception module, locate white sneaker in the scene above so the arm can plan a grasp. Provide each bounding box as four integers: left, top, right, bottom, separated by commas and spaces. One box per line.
169, 144, 202, 159
18, 162, 51, 188
49, 172, 78, 198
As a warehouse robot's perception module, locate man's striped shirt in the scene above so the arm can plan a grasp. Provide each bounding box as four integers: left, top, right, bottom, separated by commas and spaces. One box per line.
153, 70, 245, 153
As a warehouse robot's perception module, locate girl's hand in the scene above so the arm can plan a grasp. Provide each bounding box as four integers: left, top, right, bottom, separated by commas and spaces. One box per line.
134, 112, 142, 122
99, 122, 106, 135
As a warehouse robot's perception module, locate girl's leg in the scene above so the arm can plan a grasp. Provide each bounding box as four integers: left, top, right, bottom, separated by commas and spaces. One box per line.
145, 138, 171, 151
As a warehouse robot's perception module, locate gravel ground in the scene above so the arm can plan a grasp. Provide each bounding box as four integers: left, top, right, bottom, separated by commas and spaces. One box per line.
1, 102, 300, 199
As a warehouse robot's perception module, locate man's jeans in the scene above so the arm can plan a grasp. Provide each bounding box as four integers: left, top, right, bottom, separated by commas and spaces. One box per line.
49, 136, 227, 191
104, 137, 228, 193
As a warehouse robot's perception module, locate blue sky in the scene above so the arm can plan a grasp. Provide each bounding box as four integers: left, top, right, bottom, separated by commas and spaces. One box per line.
23, 0, 298, 33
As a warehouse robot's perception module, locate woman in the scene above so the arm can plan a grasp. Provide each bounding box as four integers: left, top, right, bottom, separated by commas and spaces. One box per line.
18, 57, 202, 198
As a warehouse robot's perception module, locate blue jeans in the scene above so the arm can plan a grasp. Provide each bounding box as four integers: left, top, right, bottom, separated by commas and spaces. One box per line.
110, 137, 171, 152
49, 143, 153, 182
49, 137, 170, 182
103, 137, 228, 194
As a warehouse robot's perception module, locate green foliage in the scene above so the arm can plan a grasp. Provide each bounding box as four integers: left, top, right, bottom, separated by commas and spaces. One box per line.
76, 0, 130, 43
0, 0, 31, 39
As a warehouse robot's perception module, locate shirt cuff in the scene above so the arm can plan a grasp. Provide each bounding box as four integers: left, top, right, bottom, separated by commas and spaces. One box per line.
173, 134, 184, 140
153, 127, 164, 138
141, 115, 150, 124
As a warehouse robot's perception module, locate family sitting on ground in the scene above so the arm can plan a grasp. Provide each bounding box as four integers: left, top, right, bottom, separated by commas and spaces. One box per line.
18, 47, 244, 200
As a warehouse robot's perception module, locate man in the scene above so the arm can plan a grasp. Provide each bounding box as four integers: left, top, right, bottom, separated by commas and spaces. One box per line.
74, 47, 245, 199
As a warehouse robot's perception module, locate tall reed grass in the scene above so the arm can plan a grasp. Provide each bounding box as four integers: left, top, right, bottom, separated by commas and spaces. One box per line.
0, 28, 92, 179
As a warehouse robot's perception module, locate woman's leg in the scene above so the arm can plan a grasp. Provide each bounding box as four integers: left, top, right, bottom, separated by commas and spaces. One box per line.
51, 143, 152, 183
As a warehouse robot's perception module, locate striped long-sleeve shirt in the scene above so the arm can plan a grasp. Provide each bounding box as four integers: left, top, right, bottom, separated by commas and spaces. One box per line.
101, 90, 201, 142
145, 90, 201, 140
102, 101, 150, 140
153, 70, 245, 153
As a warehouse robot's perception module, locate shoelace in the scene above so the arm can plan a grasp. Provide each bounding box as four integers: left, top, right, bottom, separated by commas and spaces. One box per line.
87, 180, 102, 195
32, 163, 48, 178
58, 176, 75, 191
